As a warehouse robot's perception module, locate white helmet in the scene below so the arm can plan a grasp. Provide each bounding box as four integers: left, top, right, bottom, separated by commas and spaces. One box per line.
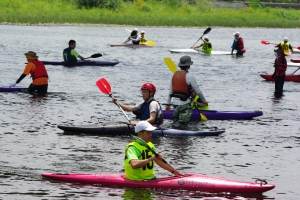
203, 36, 209, 41
133, 28, 138, 31
284, 37, 288, 42
141, 30, 145, 33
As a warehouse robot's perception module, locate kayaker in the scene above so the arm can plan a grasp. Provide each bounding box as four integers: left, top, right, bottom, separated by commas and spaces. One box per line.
272, 44, 287, 96
231, 32, 246, 56
124, 28, 140, 44
165, 55, 208, 129
190, 35, 212, 54
124, 121, 181, 181
63, 40, 84, 62
9, 51, 48, 95
274, 37, 293, 56
111, 83, 163, 127
190, 91, 209, 110
139, 30, 147, 45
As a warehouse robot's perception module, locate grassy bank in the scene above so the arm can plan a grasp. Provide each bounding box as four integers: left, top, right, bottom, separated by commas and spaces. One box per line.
1, 0, 300, 27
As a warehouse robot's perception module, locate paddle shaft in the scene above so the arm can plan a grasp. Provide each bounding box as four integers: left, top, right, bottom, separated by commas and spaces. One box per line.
292, 67, 300, 74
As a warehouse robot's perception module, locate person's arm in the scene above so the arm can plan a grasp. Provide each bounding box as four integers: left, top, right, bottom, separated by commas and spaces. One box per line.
165, 80, 173, 113
111, 96, 136, 112
127, 146, 155, 169
187, 74, 207, 104
231, 39, 237, 54
71, 49, 84, 60
289, 44, 293, 53
154, 155, 182, 176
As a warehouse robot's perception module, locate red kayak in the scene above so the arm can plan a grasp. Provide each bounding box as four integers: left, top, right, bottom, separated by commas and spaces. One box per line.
41, 173, 275, 194
260, 74, 300, 82
291, 58, 300, 63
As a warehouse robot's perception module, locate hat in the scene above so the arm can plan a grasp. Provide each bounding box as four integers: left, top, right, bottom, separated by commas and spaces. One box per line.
24, 51, 39, 60
135, 121, 157, 133
233, 32, 240, 36
133, 28, 138, 31
141, 30, 145, 33
178, 55, 193, 67
283, 37, 288, 42
203, 36, 209, 41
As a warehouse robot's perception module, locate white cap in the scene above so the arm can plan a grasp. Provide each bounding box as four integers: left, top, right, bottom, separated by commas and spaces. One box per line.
133, 28, 138, 31
233, 32, 240, 36
284, 37, 288, 41
203, 35, 209, 41
141, 30, 145, 33
135, 121, 156, 133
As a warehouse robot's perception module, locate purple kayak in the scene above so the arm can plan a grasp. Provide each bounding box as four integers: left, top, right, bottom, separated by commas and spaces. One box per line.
163, 109, 263, 120
0, 86, 28, 92
41, 60, 119, 66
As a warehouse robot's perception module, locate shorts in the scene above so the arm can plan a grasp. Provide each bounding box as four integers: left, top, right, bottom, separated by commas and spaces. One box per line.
173, 103, 192, 123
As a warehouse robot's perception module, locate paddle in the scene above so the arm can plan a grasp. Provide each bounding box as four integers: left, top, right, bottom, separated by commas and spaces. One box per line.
191, 27, 212, 48
96, 78, 179, 174
84, 53, 103, 60
163, 58, 208, 121
261, 40, 300, 50
292, 67, 300, 74
96, 78, 131, 123
125, 29, 154, 46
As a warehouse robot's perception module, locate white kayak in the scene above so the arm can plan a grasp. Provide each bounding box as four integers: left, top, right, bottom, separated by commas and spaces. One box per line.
293, 48, 300, 54
270, 61, 300, 67
168, 49, 232, 55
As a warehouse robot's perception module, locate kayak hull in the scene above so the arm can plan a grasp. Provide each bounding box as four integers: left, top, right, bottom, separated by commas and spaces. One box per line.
293, 48, 300, 54
290, 58, 300, 63
41, 173, 275, 193
108, 44, 162, 48
41, 60, 119, 66
0, 86, 28, 92
260, 74, 300, 82
162, 110, 263, 120
57, 121, 225, 136
168, 49, 232, 55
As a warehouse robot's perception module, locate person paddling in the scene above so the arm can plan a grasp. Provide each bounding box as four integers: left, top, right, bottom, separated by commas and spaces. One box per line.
124, 121, 182, 181
274, 37, 293, 56
63, 40, 84, 62
190, 35, 212, 54
111, 83, 163, 127
231, 32, 245, 56
124, 28, 140, 44
9, 51, 48, 95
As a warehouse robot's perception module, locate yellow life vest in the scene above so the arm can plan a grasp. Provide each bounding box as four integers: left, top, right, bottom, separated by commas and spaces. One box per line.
202, 42, 212, 54
124, 141, 155, 180
280, 41, 291, 53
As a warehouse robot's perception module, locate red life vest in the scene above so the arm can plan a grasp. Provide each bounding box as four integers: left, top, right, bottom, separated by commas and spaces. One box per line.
236, 37, 244, 49
31, 60, 48, 80
172, 71, 188, 94
274, 55, 287, 76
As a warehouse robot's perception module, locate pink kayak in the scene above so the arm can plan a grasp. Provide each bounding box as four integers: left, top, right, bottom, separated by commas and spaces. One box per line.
107, 44, 162, 48
260, 74, 300, 82
41, 173, 275, 193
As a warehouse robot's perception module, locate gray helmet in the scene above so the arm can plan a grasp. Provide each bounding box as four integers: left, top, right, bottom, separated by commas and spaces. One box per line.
178, 56, 193, 67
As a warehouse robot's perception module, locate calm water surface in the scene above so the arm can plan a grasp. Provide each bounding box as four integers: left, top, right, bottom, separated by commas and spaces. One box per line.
0, 25, 299, 200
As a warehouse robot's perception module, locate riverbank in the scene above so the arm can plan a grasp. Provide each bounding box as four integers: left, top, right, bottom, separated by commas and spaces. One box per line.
1, 0, 300, 28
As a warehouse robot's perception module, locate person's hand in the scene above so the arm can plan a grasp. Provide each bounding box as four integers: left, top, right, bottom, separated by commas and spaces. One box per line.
153, 152, 162, 161
9, 82, 17, 88
112, 96, 117, 103
130, 121, 137, 126
173, 170, 184, 176
165, 105, 171, 113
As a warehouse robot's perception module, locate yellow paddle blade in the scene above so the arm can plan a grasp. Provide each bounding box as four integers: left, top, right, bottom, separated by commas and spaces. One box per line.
200, 113, 207, 121
125, 29, 132, 32
147, 40, 154, 46
163, 58, 177, 73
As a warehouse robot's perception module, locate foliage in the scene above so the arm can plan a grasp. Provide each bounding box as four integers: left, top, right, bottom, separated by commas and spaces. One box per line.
249, 0, 261, 8
75, 0, 122, 10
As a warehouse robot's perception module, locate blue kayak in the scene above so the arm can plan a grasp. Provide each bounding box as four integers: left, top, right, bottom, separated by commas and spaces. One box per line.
163, 109, 263, 120
57, 121, 225, 137
0, 86, 27, 92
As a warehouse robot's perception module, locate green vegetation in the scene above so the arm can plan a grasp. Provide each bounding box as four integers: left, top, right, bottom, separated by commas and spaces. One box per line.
0, 0, 299, 27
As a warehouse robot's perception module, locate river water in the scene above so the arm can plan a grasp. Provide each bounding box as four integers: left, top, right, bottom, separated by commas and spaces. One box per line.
0, 25, 299, 200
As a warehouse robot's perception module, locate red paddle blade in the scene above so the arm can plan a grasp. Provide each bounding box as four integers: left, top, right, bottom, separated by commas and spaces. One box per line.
96, 78, 111, 95
297, 47, 300, 50
261, 40, 270, 44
